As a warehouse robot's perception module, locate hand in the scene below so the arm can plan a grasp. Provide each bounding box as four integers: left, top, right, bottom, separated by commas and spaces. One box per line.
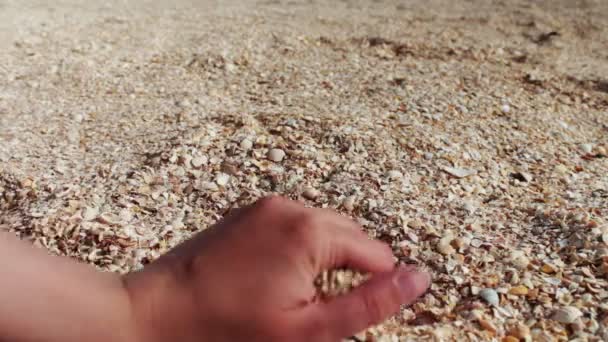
124, 196, 431, 342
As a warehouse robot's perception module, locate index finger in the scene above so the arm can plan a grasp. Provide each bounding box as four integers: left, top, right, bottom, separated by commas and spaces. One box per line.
310, 208, 395, 274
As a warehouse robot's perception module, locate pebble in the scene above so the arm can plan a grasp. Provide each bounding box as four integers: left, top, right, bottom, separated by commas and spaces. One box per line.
437, 235, 455, 255
508, 285, 529, 296
386, 170, 403, 180
408, 218, 423, 229
342, 196, 356, 211
541, 263, 557, 274
215, 173, 230, 186
302, 187, 319, 200
479, 288, 499, 306
442, 166, 477, 178
512, 256, 530, 270
580, 143, 593, 154
96, 213, 120, 225
225, 63, 237, 73
501, 104, 511, 113
176, 99, 191, 107
200, 181, 218, 191
552, 306, 583, 324
82, 206, 99, 221
478, 317, 497, 335
267, 148, 286, 162
240, 138, 253, 150
423, 152, 434, 160
20, 178, 33, 188
452, 237, 468, 249
508, 323, 531, 339
509, 251, 530, 269
191, 156, 207, 168
470, 238, 483, 248
554, 164, 569, 174
462, 201, 477, 214
221, 162, 239, 175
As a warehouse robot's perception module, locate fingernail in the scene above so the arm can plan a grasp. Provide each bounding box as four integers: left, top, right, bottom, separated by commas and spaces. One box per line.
394, 267, 431, 302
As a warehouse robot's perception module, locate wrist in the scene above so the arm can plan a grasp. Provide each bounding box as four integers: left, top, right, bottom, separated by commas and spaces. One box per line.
123, 260, 199, 342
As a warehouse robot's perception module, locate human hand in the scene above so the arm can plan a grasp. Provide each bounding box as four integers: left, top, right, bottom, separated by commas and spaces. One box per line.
124, 196, 431, 342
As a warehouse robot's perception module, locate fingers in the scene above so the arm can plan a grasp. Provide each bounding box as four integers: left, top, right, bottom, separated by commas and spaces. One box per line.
311, 209, 394, 273
247, 197, 395, 273
242, 196, 394, 273
311, 266, 431, 340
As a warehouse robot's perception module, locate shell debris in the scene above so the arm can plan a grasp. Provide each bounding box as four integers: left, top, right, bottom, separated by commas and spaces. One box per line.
1, 0, 607, 340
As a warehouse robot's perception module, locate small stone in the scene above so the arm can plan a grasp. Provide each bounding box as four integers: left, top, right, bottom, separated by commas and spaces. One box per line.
20, 178, 33, 188
463, 201, 477, 214
580, 143, 593, 154
191, 156, 208, 168
541, 263, 557, 274
470, 238, 483, 248
96, 213, 120, 225
302, 187, 319, 200
342, 196, 356, 211
221, 162, 239, 175
501, 104, 510, 113
508, 285, 529, 296
554, 164, 569, 174
509, 251, 530, 269
479, 288, 499, 306
423, 152, 434, 160
597, 146, 607, 155
432, 327, 452, 340
82, 207, 99, 221
513, 257, 530, 269
437, 235, 455, 255
386, 170, 403, 180
442, 166, 477, 178
408, 218, 423, 229
240, 138, 253, 150
502, 336, 518, 342
452, 237, 467, 250
200, 181, 218, 191
215, 173, 230, 186
225, 63, 237, 72
508, 323, 531, 339
267, 148, 286, 162
179, 99, 193, 107
552, 306, 583, 324
478, 317, 497, 335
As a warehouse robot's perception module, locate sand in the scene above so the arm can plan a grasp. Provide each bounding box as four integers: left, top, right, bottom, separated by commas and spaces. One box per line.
1, 0, 607, 340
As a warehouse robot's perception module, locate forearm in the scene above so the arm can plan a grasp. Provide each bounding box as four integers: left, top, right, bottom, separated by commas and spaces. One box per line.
0, 232, 136, 342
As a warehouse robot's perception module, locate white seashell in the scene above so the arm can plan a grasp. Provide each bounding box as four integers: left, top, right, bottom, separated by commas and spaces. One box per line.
552, 306, 583, 324
82, 207, 99, 221
191, 156, 208, 168
442, 166, 477, 178
240, 138, 253, 150
215, 173, 230, 186
267, 148, 286, 162
479, 288, 499, 306
386, 170, 403, 180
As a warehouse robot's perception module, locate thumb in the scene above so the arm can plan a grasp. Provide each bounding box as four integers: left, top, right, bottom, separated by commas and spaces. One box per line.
315, 266, 430, 340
